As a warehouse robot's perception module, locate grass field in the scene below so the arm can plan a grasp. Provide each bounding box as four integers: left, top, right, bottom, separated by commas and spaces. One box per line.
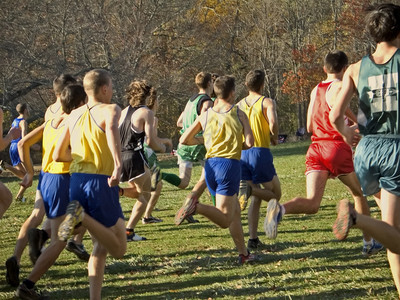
0, 141, 397, 299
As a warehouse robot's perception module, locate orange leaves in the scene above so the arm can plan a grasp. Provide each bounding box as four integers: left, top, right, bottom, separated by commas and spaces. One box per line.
281, 44, 323, 104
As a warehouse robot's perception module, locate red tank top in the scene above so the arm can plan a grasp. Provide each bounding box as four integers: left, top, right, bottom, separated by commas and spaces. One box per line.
311, 81, 344, 142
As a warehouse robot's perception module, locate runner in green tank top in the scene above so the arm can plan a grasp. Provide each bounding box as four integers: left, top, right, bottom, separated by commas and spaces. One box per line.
330, 4, 400, 297
175, 72, 214, 222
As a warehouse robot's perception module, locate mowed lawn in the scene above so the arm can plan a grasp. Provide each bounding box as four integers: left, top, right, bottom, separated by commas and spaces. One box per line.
0, 141, 397, 299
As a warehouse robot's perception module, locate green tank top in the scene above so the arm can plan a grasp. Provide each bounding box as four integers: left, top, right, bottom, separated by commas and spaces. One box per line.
180, 93, 211, 135
357, 49, 400, 135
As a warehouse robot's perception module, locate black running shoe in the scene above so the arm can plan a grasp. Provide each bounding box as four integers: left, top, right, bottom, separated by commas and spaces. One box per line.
5, 256, 19, 287
15, 282, 49, 300
185, 215, 199, 224
247, 237, 263, 249
66, 240, 90, 262
28, 228, 47, 265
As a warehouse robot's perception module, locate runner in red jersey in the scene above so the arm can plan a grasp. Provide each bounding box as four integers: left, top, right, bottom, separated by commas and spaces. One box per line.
264, 51, 383, 257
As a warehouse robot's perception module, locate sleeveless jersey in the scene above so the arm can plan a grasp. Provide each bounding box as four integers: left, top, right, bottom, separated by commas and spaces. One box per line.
310, 81, 344, 141
11, 117, 23, 144
180, 93, 211, 135
69, 105, 114, 176
201, 105, 243, 160
357, 49, 400, 135
238, 96, 270, 148
42, 120, 70, 174
119, 105, 146, 153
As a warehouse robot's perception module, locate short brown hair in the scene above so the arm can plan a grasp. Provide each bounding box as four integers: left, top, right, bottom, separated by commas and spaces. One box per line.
324, 51, 348, 73
60, 84, 86, 114
195, 72, 212, 89
245, 70, 265, 92
83, 69, 111, 95
214, 76, 235, 99
366, 3, 400, 43
16, 103, 27, 114
53, 74, 77, 95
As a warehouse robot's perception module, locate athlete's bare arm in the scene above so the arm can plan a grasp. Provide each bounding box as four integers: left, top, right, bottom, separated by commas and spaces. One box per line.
18, 124, 45, 188
176, 111, 184, 128
264, 98, 278, 145
200, 100, 213, 114
0, 109, 20, 150
142, 109, 166, 153
327, 81, 357, 124
104, 104, 122, 187
307, 87, 318, 133
179, 115, 204, 146
238, 108, 254, 150
20, 119, 28, 138
330, 61, 361, 147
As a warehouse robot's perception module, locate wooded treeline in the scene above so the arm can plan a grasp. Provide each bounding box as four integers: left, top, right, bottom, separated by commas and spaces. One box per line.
0, 0, 396, 142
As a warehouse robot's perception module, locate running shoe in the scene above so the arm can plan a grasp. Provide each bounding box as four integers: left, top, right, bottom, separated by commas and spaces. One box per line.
174, 196, 199, 225
247, 237, 263, 249
238, 251, 257, 264
332, 199, 356, 241
185, 215, 199, 223
126, 230, 147, 242
5, 256, 20, 287
362, 239, 384, 257
15, 282, 49, 300
28, 228, 48, 265
66, 240, 90, 261
0, 160, 6, 171
238, 180, 252, 211
142, 216, 163, 224
264, 199, 282, 239
58, 200, 83, 242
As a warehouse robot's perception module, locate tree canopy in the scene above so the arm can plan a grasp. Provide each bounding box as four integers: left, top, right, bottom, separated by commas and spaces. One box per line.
0, 0, 389, 139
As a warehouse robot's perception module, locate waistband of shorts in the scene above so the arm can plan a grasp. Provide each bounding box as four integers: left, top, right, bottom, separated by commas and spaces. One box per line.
71, 173, 110, 180
363, 134, 400, 140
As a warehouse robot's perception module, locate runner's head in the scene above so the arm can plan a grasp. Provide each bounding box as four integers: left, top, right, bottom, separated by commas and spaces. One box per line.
53, 74, 77, 96
324, 50, 348, 74
245, 70, 265, 93
60, 84, 87, 114
366, 3, 400, 43
214, 75, 235, 101
83, 69, 112, 103
125, 80, 156, 108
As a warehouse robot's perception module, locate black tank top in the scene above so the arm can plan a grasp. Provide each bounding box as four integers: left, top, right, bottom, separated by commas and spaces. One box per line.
120, 105, 146, 152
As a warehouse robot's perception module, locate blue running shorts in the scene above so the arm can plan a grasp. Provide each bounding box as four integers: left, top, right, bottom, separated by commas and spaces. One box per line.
36, 170, 44, 191
9, 142, 21, 166
205, 157, 241, 197
354, 135, 400, 196
240, 147, 277, 184
41, 172, 70, 219
70, 173, 124, 227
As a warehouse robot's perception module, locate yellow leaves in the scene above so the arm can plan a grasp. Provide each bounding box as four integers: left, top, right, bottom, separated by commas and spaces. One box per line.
196, 0, 238, 27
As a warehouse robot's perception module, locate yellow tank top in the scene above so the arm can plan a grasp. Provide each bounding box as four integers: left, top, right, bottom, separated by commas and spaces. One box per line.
42, 120, 70, 174
69, 105, 114, 176
238, 96, 270, 148
202, 105, 243, 160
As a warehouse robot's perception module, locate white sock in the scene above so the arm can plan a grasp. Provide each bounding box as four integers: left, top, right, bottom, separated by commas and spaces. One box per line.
280, 204, 286, 216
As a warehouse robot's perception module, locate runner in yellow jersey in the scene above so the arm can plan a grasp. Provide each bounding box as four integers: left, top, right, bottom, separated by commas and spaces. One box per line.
175, 75, 256, 264
236, 70, 282, 249
53, 69, 126, 299
5, 74, 90, 289
15, 84, 86, 299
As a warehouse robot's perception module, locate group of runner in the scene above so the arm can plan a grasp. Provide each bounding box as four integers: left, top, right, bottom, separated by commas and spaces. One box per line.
0, 3, 399, 298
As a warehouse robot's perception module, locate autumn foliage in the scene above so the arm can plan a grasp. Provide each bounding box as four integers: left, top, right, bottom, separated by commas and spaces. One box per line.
281, 45, 324, 104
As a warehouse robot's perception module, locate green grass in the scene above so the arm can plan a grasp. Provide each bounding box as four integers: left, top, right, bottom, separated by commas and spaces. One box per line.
0, 141, 397, 299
